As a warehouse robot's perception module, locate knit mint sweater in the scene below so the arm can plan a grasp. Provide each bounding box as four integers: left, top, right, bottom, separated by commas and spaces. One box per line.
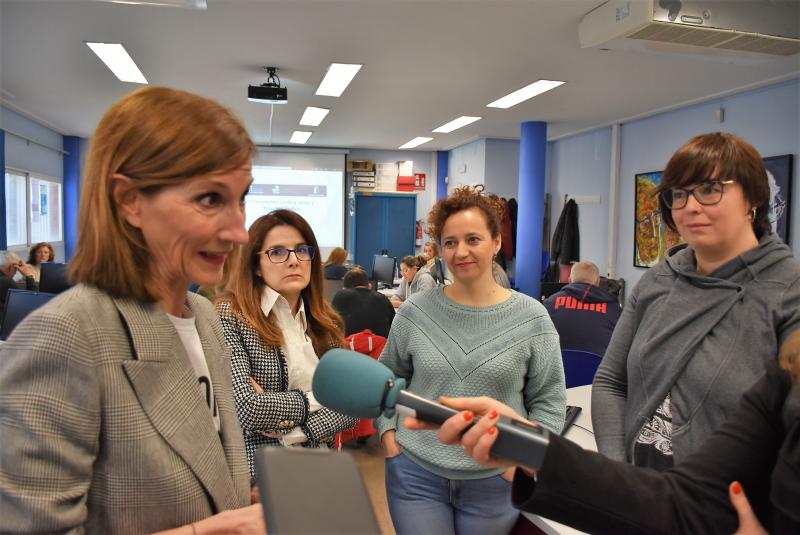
377, 287, 566, 480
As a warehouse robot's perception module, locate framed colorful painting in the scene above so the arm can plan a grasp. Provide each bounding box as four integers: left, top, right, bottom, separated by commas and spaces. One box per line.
634, 171, 684, 268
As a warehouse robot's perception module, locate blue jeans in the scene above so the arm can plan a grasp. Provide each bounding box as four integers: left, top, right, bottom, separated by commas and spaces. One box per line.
385, 453, 519, 535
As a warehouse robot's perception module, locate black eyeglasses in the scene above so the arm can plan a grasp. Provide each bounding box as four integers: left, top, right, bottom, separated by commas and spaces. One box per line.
660, 180, 735, 210
256, 245, 315, 264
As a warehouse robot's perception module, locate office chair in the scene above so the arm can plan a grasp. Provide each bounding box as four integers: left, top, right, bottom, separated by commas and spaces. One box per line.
561, 349, 603, 388
1, 289, 57, 341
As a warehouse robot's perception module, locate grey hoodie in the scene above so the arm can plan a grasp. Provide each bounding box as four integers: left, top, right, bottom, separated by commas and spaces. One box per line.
592, 233, 800, 465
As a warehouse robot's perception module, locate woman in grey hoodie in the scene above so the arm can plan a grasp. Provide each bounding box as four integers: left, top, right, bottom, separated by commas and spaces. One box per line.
592, 132, 800, 470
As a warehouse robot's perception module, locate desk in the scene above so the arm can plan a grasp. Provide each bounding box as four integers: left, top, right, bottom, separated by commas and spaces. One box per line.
377, 287, 398, 298
521, 385, 595, 535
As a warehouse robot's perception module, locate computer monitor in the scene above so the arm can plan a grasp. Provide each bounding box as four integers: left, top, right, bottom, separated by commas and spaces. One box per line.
0, 289, 57, 341
39, 263, 72, 294
371, 254, 396, 290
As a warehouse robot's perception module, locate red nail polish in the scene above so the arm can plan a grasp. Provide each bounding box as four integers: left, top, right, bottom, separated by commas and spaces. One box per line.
487, 426, 497, 435
463, 411, 474, 421
489, 410, 499, 419
732, 482, 742, 495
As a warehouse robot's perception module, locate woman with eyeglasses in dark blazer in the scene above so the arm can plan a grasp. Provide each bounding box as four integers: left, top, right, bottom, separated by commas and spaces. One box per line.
215, 210, 358, 476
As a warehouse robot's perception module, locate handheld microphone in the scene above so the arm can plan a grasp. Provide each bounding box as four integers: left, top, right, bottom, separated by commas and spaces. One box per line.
313, 348, 550, 470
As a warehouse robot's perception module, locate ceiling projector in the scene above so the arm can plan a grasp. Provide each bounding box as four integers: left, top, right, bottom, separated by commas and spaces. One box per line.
248, 66, 288, 104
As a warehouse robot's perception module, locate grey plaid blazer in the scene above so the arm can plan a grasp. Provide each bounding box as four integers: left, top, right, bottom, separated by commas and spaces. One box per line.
0, 285, 251, 534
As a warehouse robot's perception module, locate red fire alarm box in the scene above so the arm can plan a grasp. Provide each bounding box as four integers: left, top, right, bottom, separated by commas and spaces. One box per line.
397, 176, 416, 192
414, 173, 426, 190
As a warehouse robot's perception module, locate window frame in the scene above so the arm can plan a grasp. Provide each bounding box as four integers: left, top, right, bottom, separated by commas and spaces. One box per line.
4, 166, 65, 251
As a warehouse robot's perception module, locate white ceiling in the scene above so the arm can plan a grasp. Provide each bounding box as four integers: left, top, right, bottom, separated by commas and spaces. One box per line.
2, 0, 799, 151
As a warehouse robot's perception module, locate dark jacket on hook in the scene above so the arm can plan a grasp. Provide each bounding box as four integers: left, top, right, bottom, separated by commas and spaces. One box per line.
547, 199, 579, 281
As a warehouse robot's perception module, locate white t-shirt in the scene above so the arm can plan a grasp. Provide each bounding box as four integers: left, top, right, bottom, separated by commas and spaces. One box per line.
167, 312, 221, 432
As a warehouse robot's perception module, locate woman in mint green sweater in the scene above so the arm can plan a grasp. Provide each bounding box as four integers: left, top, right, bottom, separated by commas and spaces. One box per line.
377, 186, 566, 535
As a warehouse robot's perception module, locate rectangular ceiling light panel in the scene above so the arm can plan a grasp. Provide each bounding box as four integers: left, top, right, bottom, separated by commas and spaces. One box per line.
315, 63, 363, 97
487, 80, 565, 109
299, 106, 330, 126
85, 42, 148, 84
399, 137, 433, 149
432, 116, 482, 133
290, 131, 313, 144
108, 0, 207, 8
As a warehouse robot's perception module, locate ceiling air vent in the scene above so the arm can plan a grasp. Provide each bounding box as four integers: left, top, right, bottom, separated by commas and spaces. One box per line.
580, 0, 800, 56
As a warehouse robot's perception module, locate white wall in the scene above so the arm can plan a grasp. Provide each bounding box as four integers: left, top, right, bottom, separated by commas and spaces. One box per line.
448, 138, 486, 191
547, 128, 612, 273
346, 148, 437, 254
1, 106, 62, 180
484, 139, 520, 198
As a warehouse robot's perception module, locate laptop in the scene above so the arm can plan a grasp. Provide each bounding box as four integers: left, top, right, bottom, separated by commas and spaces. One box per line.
255, 447, 380, 534
1, 289, 57, 341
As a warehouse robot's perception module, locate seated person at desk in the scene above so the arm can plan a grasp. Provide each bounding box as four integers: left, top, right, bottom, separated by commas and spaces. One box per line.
0, 252, 38, 308
391, 255, 437, 308
423, 241, 446, 285
27, 242, 55, 283
543, 261, 622, 356
323, 247, 349, 279
408, 328, 800, 534
332, 267, 395, 338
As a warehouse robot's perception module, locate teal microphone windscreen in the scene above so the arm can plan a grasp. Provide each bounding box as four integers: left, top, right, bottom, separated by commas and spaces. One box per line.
313, 348, 395, 418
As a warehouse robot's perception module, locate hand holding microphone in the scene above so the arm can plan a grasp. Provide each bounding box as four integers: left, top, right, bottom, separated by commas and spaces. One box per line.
312, 349, 550, 471
405, 396, 531, 471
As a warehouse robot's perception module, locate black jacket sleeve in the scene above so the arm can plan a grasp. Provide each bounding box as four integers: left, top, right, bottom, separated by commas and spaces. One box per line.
513, 363, 790, 535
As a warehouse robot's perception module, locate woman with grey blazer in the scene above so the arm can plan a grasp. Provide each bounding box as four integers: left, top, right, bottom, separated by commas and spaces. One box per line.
0, 88, 264, 534
592, 133, 800, 470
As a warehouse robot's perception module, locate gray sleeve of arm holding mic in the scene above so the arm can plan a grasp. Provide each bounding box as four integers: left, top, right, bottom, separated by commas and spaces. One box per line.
375, 318, 414, 436
523, 328, 567, 434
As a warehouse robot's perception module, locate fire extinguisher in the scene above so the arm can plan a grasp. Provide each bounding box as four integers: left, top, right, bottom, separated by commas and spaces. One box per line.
416, 220, 423, 247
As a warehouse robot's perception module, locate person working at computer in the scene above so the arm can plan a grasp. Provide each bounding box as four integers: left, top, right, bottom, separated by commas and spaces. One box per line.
332, 267, 395, 338
323, 247, 350, 279
27, 242, 55, 283
377, 185, 565, 535
0, 251, 38, 308
543, 261, 622, 357
405, 328, 800, 534
390, 254, 437, 308
215, 210, 358, 477
0, 87, 265, 533
423, 240, 447, 284
593, 132, 800, 472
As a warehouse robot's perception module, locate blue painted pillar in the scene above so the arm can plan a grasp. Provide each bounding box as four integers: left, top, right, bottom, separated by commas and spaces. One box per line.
516, 121, 547, 298
63, 136, 82, 260
436, 150, 449, 200
0, 129, 6, 250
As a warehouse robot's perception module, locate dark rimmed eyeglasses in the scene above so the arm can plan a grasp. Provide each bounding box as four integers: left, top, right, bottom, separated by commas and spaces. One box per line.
660, 180, 735, 210
256, 245, 315, 264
